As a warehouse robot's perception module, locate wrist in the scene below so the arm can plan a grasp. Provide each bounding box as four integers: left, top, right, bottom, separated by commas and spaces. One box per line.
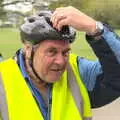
87, 21, 104, 36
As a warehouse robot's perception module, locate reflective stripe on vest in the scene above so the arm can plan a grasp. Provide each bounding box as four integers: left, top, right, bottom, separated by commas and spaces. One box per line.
67, 64, 92, 120
0, 54, 92, 120
68, 54, 92, 120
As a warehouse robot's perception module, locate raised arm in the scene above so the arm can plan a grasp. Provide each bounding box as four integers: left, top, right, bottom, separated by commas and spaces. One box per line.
85, 25, 120, 107
51, 6, 120, 108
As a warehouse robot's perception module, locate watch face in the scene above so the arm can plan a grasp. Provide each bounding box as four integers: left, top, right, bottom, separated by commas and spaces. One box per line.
96, 22, 104, 31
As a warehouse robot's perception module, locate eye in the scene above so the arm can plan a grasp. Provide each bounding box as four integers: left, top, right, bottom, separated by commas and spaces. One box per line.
63, 49, 71, 58
46, 48, 57, 57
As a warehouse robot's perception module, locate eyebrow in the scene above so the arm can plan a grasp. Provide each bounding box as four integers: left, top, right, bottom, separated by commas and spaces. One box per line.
63, 48, 71, 53
45, 47, 71, 53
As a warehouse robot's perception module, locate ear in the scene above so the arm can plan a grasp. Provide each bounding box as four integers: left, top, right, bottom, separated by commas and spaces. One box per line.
24, 43, 32, 59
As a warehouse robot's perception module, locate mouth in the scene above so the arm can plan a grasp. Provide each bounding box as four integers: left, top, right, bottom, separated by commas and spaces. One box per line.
50, 68, 64, 73
51, 69, 63, 72
50, 65, 66, 74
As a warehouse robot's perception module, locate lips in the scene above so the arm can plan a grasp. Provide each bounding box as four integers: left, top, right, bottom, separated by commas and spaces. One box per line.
50, 68, 65, 75
51, 69, 62, 71
50, 65, 65, 73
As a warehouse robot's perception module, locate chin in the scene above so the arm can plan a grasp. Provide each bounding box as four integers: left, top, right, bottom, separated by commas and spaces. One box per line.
47, 76, 61, 83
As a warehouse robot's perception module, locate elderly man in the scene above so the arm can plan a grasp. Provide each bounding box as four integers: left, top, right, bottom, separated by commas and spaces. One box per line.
0, 6, 120, 120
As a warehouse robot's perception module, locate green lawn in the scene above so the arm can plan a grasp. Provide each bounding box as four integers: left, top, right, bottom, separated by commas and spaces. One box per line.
0, 28, 97, 60
71, 31, 97, 60
0, 28, 23, 59
1, 28, 119, 60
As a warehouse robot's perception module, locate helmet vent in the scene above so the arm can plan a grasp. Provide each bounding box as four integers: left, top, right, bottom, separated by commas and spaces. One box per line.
61, 26, 69, 34
28, 18, 35, 23
38, 13, 44, 17
45, 17, 53, 27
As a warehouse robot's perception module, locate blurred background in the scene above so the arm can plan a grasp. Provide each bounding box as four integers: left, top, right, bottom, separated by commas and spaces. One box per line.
0, 0, 120, 60
0, 0, 120, 119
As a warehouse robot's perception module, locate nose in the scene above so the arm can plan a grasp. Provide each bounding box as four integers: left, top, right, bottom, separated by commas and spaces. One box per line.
54, 53, 66, 66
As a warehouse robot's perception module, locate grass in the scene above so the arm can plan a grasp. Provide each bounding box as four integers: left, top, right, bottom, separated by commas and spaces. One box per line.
0, 28, 23, 59
1, 28, 120, 60
71, 31, 97, 60
0, 28, 97, 60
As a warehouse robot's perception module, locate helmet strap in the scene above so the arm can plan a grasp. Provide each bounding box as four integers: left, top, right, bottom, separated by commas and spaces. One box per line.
29, 47, 45, 84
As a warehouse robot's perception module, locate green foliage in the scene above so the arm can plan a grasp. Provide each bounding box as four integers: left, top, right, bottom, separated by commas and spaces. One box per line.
0, 0, 7, 20
49, 0, 120, 28
82, 0, 120, 28
49, 0, 88, 10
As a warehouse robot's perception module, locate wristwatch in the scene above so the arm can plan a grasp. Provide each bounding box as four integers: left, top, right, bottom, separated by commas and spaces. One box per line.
92, 21, 104, 37
96, 21, 104, 32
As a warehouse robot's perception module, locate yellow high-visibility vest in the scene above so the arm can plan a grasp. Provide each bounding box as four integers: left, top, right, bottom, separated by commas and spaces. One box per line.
0, 54, 92, 120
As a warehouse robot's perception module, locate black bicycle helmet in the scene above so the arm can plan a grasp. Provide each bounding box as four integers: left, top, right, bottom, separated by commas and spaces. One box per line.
20, 10, 76, 45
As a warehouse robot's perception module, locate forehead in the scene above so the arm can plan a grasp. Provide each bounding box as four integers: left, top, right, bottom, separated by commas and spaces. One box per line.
39, 40, 70, 49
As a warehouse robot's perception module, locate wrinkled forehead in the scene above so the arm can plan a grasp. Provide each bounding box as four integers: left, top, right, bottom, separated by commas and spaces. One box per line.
36, 39, 70, 51
40, 39, 70, 46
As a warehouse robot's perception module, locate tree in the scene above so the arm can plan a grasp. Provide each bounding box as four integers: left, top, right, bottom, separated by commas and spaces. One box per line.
0, 0, 33, 28
49, 0, 89, 10
82, 0, 120, 28
0, 0, 7, 20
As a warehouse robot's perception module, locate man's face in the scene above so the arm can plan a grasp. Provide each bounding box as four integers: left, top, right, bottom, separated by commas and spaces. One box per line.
33, 40, 71, 83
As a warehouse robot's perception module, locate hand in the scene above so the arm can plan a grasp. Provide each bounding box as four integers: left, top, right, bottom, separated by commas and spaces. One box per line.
51, 6, 97, 34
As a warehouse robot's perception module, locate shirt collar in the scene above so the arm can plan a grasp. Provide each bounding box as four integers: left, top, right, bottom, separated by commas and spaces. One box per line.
17, 49, 30, 79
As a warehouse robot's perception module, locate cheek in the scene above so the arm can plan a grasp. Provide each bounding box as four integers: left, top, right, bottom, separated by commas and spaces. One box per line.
41, 58, 49, 70
42, 57, 53, 70
34, 55, 52, 73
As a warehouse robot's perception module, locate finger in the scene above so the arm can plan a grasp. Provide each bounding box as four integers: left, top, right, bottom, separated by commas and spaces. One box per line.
57, 19, 68, 31
51, 7, 65, 22
50, 11, 57, 22
55, 7, 64, 11
51, 13, 66, 28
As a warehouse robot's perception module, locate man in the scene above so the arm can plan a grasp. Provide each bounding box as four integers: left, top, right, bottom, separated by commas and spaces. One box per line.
0, 6, 120, 120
